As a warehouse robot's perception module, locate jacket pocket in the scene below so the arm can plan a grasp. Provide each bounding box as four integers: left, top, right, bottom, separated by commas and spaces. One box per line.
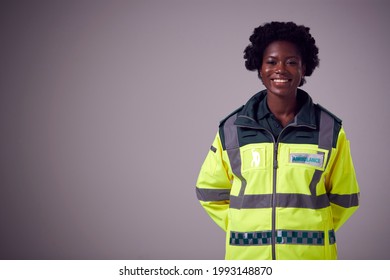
277, 144, 329, 195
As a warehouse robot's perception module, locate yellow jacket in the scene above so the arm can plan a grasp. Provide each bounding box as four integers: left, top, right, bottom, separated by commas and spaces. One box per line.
196, 89, 360, 260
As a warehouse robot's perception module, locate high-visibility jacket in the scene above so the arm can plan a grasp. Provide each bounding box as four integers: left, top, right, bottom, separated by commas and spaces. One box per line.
196, 89, 360, 260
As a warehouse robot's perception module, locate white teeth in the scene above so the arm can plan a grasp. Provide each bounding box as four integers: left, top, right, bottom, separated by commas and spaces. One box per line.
273, 79, 289, 83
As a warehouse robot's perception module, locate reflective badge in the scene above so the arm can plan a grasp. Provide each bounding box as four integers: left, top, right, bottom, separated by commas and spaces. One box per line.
251, 149, 260, 168
242, 147, 264, 171
290, 153, 324, 168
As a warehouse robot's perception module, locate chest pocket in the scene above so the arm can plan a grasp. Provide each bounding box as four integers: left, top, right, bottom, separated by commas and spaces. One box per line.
241, 145, 267, 172
286, 147, 329, 171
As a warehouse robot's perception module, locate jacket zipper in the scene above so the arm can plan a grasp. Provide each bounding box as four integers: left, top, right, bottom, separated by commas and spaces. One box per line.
272, 138, 278, 260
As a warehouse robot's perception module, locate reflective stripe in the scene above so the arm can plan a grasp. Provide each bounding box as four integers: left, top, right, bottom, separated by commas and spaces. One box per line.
329, 193, 360, 208
198, 190, 358, 209
224, 113, 246, 209
276, 230, 324, 245
329, 230, 336, 245
224, 113, 239, 150
276, 193, 330, 209
196, 188, 230, 201
230, 194, 272, 209
309, 110, 334, 195
230, 193, 329, 209
230, 230, 272, 246
230, 230, 333, 246
308, 170, 323, 196
318, 110, 334, 151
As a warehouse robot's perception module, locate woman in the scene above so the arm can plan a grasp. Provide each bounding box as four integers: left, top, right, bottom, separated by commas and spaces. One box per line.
195, 21, 360, 260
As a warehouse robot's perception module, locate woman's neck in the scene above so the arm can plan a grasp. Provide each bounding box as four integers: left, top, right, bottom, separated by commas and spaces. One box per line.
266, 93, 298, 127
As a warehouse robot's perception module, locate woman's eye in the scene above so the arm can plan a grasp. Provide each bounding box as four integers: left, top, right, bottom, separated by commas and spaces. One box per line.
287, 60, 298, 65
266, 60, 276, 65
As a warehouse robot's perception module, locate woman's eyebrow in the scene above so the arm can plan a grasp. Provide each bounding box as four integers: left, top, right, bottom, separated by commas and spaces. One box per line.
265, 55, 300, 59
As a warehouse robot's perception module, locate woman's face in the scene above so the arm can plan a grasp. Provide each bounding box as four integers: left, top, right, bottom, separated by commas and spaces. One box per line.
260, 40, 305, 98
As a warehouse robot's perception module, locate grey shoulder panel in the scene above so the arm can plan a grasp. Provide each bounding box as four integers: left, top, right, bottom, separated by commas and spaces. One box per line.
219, 106, 244, 150
315, 103, 343, 149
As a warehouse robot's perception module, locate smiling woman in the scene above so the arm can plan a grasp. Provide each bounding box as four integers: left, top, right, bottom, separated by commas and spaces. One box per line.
195, 21, 360, 260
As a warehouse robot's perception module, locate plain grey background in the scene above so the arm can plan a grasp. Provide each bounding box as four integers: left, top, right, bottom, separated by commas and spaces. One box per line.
0, 0, 389, 260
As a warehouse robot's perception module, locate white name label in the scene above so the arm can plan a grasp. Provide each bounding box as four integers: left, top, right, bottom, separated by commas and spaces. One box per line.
289, 153, 324, 168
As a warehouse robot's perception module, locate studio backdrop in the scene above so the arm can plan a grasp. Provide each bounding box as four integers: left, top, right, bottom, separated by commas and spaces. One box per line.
0, 0, 389, 260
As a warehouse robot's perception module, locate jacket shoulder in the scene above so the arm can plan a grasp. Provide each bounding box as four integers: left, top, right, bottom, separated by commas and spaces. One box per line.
219, 105, 244, 127
217, 106, 243, 150
315, 103, 342, 124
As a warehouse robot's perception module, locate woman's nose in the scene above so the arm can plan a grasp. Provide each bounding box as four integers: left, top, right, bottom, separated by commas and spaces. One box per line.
275, 62, 286, 74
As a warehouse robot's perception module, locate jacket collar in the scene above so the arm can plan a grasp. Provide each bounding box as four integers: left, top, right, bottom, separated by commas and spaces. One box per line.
235, 88, 317, 129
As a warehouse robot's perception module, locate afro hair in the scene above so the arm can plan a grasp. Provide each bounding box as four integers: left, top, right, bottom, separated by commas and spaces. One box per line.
243, 21, 319, 86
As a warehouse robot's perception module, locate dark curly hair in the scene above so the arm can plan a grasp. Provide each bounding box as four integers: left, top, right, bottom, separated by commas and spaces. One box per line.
243, 21, 319, 86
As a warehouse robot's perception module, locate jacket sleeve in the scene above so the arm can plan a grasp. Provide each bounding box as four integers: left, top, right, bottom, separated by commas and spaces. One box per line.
196, 132, 232, 232
326, 127, 360, 231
